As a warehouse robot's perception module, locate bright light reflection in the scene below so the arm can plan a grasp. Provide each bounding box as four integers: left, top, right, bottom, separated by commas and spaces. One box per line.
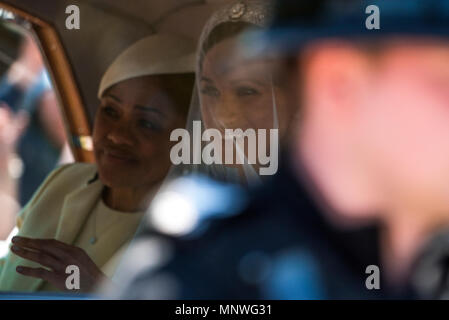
150, 191, 199, 236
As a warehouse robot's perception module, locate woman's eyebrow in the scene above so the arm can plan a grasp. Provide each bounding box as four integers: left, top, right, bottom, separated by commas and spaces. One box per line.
104, 94, 122, 103
134, 105, 166, 117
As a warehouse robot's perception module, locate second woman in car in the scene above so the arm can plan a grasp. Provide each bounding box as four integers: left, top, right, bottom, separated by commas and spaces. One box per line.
0, 33, 195, 292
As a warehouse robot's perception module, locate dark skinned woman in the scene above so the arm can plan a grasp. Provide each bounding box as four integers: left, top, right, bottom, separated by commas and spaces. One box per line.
0, 33, 195, 293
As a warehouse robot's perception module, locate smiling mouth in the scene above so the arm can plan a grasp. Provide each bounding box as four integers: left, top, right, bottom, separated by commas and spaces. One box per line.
103, 149, 136, 162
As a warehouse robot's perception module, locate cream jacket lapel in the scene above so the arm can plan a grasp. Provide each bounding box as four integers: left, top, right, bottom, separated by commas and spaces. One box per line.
54, 177, 104, 244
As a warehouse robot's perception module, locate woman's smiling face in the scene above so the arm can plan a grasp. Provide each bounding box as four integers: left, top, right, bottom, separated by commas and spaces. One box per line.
199, 36, 289, 135
93, 75, 187, 190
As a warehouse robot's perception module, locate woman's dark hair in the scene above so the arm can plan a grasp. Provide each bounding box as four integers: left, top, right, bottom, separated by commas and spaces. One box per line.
198, 21, 287, 88
199, 21, 260, 71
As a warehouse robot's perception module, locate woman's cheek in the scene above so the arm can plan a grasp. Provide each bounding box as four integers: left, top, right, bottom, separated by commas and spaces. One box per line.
201, 109, 218, 130
141, 141, 173, 179
93, 116, 110, 143
201, 99, 218, 126
140, 135, 170, 160
92, 126, 104, 151
239, 98, 270, 130
200, 95, 214, 113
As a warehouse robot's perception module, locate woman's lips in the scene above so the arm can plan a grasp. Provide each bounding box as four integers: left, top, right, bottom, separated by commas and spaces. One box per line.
103, 149, 137, 164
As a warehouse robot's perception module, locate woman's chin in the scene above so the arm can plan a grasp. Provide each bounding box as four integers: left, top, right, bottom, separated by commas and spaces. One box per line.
98, 169, 137, 189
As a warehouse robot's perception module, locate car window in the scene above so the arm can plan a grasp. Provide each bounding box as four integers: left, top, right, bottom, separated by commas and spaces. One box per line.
0, 10, 73, 254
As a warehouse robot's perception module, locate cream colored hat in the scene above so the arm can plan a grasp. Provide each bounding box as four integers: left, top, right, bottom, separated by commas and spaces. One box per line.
98, 33, 196, 98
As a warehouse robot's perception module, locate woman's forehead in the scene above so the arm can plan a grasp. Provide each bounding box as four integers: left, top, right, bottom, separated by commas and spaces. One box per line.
102, 77, 176, 113
107, 76, 165, 93
201, 43, 274, 82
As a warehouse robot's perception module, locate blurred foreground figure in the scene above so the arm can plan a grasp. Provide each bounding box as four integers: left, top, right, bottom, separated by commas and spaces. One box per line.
0, 33, 64, 240
109, 0, 449, 299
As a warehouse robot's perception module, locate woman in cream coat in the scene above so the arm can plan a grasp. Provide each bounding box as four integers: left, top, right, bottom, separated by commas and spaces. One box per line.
0, 33, 195, 293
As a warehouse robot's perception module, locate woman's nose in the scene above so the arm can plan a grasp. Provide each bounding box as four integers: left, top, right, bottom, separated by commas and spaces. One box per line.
215, 95, 241, 129
106, 125, 135, 146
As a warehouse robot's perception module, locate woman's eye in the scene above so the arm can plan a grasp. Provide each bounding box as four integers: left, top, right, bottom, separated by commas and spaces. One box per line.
235, 86, 260, 97
102, 106, 119, 118
138, 119, 160, 131
201, 85, 220, 98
